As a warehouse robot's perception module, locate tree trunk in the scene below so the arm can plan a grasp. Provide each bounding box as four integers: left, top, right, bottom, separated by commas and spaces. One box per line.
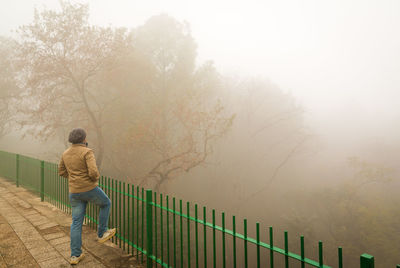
78, 82, 104, 169
154, 175, 167, 192
95, 127, 104, 168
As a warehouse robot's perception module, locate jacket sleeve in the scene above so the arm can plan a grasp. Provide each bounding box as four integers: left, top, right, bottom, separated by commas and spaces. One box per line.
85, 150, 100, 181
58, 156, 69, 178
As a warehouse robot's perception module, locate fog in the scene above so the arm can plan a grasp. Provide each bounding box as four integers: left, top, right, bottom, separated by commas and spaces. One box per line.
3, 0, 400, 145
1, 0, 400, 266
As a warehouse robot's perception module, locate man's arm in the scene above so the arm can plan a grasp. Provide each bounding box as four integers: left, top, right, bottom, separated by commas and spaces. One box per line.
58, 156, 69, 178
85, 150, 100, 181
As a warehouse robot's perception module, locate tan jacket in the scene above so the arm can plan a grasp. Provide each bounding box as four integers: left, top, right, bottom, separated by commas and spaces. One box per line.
59, 144, 100, 193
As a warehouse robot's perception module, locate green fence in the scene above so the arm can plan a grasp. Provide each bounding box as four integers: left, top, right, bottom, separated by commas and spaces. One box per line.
0, 150, 395, 268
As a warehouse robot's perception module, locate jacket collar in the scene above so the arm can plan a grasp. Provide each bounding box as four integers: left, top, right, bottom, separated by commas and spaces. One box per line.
71, 144, 87, 147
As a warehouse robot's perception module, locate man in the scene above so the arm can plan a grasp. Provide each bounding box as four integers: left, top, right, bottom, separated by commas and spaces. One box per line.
59, 128, 116, 265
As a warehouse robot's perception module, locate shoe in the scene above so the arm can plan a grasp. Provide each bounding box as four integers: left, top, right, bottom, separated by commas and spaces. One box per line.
98, 228, 116, 243
70, 253, 85, 265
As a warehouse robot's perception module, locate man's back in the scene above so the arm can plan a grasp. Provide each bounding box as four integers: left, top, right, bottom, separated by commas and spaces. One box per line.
59, 144, 100, 193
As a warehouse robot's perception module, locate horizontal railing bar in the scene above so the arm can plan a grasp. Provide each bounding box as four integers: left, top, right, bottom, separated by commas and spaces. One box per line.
43, 192, 71, 208
153, 202, 330, 267
98, 183, 145, 201
149, 255, 170, 268
114, 232, 146, 255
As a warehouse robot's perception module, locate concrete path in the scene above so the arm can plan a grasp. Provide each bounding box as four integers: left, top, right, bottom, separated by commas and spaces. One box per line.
0, 177, 142, 268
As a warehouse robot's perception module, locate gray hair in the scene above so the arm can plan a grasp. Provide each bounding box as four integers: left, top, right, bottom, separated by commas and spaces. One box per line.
68, 128, 87, 144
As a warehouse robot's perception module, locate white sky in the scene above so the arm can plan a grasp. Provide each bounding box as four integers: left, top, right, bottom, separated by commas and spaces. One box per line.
2, 0, 400, 143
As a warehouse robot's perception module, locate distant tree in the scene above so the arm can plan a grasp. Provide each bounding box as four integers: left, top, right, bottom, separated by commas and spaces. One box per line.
291, 157, 397, 266
103, 15, 234, 190
16, 1, 132, 167
131, 14, 199, 161
0, 36, 18, 138
205, 77, 310, 207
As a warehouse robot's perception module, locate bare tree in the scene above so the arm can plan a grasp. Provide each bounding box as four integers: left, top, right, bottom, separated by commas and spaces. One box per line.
134, 95, 234, 191
196, 77, 313, 208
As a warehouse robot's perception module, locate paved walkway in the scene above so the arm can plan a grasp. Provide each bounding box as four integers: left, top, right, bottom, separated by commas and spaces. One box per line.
0, 177, 142, 268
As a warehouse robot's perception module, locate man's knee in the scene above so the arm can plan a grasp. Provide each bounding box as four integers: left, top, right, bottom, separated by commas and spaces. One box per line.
71, 211, 85, 222
95, 195, 111, 208
102, 197, 111, 208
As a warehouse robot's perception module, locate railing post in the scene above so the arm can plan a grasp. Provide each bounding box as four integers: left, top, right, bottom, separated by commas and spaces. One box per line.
16, 154, 19, 187
146, 189, 153, 268
40, 161, 44, 202
360, 253, 374, 268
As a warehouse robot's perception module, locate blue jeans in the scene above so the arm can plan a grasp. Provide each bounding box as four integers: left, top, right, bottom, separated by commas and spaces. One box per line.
69, 186, 111, 257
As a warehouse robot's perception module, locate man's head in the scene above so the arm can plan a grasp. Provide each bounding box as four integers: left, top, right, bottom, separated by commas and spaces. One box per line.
68, 128, 87, 144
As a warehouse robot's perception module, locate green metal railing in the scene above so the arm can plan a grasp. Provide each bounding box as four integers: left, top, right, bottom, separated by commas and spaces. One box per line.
0, 150, 395, 267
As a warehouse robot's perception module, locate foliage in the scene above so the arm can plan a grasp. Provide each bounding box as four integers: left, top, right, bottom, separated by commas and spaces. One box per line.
0, 36, 18, 138
14, 4, 234, 187
101, 15, 234, 190
15, 1, 132, 166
